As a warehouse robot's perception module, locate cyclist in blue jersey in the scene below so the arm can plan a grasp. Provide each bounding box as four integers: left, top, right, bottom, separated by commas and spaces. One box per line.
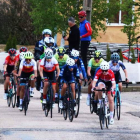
59, 58, 80, 111
109, 53, 129, 92
71, 49, 87, 99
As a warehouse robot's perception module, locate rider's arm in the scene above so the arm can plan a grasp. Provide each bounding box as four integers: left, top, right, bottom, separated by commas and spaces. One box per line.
18, 60, 24, 76
40, 67, 43, 79
56, 65, 60, 77
3, 64, 7, 72
87, 58, 92, 76
119, 61, 128, 80
124, 69, 128, 80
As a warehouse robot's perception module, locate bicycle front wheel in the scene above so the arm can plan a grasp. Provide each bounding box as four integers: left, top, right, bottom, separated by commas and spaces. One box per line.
75, 85, 80, 118
117, 91, 121, 120
7, 93, 11, 107
99, 101, 105, 130
12, 80, 16, 108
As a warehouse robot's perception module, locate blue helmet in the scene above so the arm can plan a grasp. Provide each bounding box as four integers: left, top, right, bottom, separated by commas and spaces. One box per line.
111, 53, 120, 61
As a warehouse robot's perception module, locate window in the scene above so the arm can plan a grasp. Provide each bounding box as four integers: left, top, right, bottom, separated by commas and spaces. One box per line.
106, 0, 134, 26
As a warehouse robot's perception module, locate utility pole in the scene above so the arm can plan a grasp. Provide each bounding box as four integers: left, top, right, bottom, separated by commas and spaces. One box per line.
83, 0, 92, 23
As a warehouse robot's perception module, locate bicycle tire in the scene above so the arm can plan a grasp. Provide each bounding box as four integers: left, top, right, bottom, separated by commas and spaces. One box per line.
68, 86, 74, 122
12, 79, 16, 108
63, 108, 67, 120
90, 98, 94, 114
75, 84, 80, 118
99, 101, 105, 130
117, 91, 121, 120
63, 96, 67, 120
24, 86, 29, 116
45, 104, 49, 117
113, 97, 116, 118
106, 108, 110, 129
7, 94, 11, 107
50, 87, 53, 118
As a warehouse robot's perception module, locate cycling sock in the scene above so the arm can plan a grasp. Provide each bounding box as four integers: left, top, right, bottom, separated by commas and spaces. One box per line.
5, 89, 8, 93
30, 87, 34, 91
43, 94, 46, 99
88, 94, 90, 98
110, 111, 114, 118
99, 99, 102, 105
20, 99, 22, 104
17, 96, 19, 103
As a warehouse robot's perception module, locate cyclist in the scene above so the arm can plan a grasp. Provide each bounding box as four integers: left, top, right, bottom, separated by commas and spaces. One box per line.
54, 47, 69, 99
40, 48, 60, 107
86, 50, 104, 105
71, 49, 87, 99
59, 58, 80, 111
109, 53, 129, 92
91, 61, 116, 125
3, 48, 17, 100
18, 51, 37, 110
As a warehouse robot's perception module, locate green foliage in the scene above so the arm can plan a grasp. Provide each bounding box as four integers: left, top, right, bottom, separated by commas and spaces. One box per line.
119, 49, 123, 62
106, 44, 111, 61
131, 47, 136, 63
5, 35, 17, 52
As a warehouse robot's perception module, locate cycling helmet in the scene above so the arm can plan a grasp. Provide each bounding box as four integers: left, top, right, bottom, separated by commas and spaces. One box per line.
45, 48, 53, 59
94, 50, 102, 58
19, 46, 28, 53
78, 11, 87, 17
100, 61, 109, 70
66, 58, 75, 66
20, 52, 25, 60
42, 29, 52, 36
57, 47, 66, 55
71, 50, 79, 57
24, 51, 34, 59
111, 53, 120, 61
44, 37, 54, 47
8, 48, 16, 56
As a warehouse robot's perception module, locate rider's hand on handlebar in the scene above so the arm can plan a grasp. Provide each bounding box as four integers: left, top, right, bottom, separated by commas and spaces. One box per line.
91, 87, 96, 92
88, 76, 92, 81
125, 78, 129, 83
3, 71, 7, 76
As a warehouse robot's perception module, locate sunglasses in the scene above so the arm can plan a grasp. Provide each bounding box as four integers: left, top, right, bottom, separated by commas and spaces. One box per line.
58, 53, 64, 56
94, 57, 100, 60
72, 57, 79, 60
112, 60, 118, 63
25, 59, 31, 61
102, 70, 108, 73
79, 16, 84, 19
68, 66, 74, 69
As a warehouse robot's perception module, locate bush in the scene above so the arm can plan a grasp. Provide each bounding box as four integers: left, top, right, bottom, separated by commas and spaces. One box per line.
106, 44, 111, 61
119, 49, 123, 62
5, 35, 17, 52
131, 47, 136, 63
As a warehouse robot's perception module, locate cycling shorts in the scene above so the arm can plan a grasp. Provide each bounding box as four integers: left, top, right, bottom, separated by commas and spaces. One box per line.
61, 76, 75, 84
114, 71, 122, 84
43, 71, 56, 84
20, 71, 34, 85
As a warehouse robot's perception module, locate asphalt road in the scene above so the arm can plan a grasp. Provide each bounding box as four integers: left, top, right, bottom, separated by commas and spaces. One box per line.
0, 85, 140, 140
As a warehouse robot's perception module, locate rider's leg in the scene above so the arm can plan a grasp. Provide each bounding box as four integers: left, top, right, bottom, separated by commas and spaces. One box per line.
52, 83, 56, 101
86, 82, 92, 105
119, 82, 122, 92
3, 76, 10, 99
61, 83, 67, 97
71, 83, 76, 100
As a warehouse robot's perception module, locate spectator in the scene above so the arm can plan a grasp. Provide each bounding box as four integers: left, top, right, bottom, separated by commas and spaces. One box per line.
64, 17, 80, 51
78, 11, 92, 71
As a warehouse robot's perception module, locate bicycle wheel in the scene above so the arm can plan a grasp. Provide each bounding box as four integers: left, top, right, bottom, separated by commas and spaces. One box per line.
50, 87, 53, 118
99, 101, 105, 130
63, 96, 67, 120
12, 79, 16, 108
106, 108, 110, 129
90, 92, 95, 114
45, 104, 49, 117
117, 91, 121, 120
24, 86, 29, 116
7, 93, 11, 107
75, 84, 80, 118
113, 96, 116, 118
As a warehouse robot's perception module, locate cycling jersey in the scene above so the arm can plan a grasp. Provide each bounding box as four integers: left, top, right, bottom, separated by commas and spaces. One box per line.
75, 58, 87, 79
59, 65, 79, 83
109, 60, 126, 74
94, 69, 115, 83
88, 58, 104, 71
19, 59, 37, 73
40, 57, 58, 72
54, 54, 69, 69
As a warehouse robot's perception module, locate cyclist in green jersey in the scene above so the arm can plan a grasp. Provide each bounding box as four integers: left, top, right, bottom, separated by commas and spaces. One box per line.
54, 47, 69, 98
87, 50, 104, 106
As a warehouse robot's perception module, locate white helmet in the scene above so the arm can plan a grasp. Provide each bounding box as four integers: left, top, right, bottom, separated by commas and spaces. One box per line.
44, 37, 54, 47
42, 29, 52, 36
45, 48, 53, 59
100, 61, 109, 70
66, 58, 75, 66
71, 50, 79, 57
20, 52, 25, 60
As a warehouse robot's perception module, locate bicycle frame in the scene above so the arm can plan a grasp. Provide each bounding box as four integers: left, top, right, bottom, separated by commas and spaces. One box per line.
114, 84, 121, 107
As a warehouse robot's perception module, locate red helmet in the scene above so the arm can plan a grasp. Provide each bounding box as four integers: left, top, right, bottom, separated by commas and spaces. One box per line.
8, 48, 16, 56
78, 11, 87, 17
19, 46, 28, 53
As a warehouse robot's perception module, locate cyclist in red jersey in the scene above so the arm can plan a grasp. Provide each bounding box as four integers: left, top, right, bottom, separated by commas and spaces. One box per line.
92, 61, 116, 125
3, 48, 17, 100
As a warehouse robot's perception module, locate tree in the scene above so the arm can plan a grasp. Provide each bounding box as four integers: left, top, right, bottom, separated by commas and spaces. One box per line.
121, 0, 140, 61
28, 0, 120, 39
119, 49, 123, 62
106, 44, 111, 61
131, 47, 136, 63
5, 35, 12, 52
